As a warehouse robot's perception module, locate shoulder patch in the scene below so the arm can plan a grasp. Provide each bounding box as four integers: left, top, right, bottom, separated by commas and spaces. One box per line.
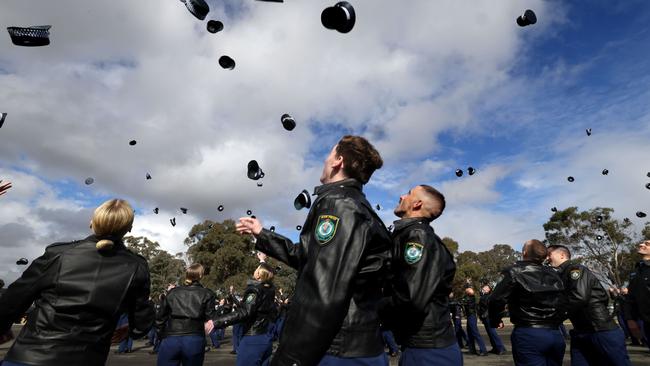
404, 242, 424, 264
315, 215, 340, 245
570, 268, 582, 280
245, 293, 256, 304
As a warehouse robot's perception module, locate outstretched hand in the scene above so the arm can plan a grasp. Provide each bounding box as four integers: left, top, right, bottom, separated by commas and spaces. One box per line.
236, 217, 263, 236
0, 180, 12, 196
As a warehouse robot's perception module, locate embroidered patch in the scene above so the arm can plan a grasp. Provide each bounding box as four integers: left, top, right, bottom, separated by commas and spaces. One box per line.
404, 242, 424, 264
315, 215, 340, 245
570, 269, 581, 280
245, 293, 256, 304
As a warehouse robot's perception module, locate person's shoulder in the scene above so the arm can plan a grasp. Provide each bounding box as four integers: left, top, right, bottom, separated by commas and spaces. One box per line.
45, 238, 90, 254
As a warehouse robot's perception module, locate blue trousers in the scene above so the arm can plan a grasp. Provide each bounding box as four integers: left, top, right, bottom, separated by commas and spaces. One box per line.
236, 334, 273, 366
1, 361, 30, 366
382, 330, 399, 354
465, 314, 487, 354
511, 327, 565, 366
209, 328, 221, 348
453, 318, 468, 348
157, 335, 206, 366
569, 328, 631, 366
232, 324, 243, 353
118, 337, 133, 353
273, 316, 285, 341
319, 353, 389, 366
399, 343, 463, 366
481, 318, 506, 352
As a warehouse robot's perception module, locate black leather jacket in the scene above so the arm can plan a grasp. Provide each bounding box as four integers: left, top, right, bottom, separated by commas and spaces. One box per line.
624, 260, 650, 323
155, 281, 216, 337
213, 280, 277, 336
556, 261, 617, 332
255, 179, 392, 366
477, 294, 490, 321
460, 295, 477, 317
381, 218, 456, 348
0, 235, 155, 366
449, 300, 462, 321
488, 261, 567, 328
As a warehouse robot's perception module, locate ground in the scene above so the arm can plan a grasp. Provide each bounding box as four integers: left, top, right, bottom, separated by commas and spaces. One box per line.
1, 324, 649, 365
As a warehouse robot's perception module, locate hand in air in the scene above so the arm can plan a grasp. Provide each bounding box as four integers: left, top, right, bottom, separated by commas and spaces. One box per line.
236, 217, 263, 236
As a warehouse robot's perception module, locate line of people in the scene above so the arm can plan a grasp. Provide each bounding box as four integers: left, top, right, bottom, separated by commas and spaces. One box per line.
1, 135, 648, 366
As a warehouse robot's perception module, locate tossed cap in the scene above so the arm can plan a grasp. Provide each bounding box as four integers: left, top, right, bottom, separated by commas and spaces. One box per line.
153, 207, 159, 214
294, 189, 311, 210
455, 169, 463, 177
281, 114, 296, 131
321, 2, 356, 33
567, 176, 575, 182
181, 207, 188, 214
217, 205, 224, 212
84, 177, 94, 185
602, 169, 609, 175
170, 217, 176, 226
7, 25, 51, 47
0, 113, 6, 128
516, 9, 537, 27
207, 20, 224, 33
16, 258, 29, 265
181, 0, 210, 20
129, 140, 137, 146
219, 56, 236, 70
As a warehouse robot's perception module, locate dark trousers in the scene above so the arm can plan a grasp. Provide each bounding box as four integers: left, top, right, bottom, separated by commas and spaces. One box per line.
453, 317, 468, 348
382, 330, 399, 354
209, 328, 221, 348
466, 314, 487, 354
236, 334, 273, 366
511, 327, 565, 366
399, 343, 463, 366
1, 361, 30, 366
273, 316, 286, 341
570, 328, 631, 366
118, 337, 133, 353
157, 335, 206, 366
318, 353, 389, 366
232, 324, 243, 353
481, 318, 506, 352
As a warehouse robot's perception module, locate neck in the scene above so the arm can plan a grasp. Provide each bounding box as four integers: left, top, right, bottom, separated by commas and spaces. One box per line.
643, 255, 650, 261
322, 171, 349, 185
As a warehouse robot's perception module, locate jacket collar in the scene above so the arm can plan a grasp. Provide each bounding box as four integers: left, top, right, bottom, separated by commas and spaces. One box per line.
392, 217, 431, 232
85, 234, 125, 248
556, 260, 573, 272
187, 281, 203, 288
313, 178, 362, 196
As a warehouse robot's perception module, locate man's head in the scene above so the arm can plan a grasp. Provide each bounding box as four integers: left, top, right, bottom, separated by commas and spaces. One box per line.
394, 185, 446, 220
465, 287, 475, 296
481, 285, 491, 295
319, 135, 383, 185
522, 239, 548, 264
637, 240, 650, 259
621, 287, 628, 295
547, 244, 571, 267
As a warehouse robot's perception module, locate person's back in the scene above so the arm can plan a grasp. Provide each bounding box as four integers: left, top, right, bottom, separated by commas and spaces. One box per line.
0, 199, 154, 366
503, 261, 567, 327
158, 281, 215, 337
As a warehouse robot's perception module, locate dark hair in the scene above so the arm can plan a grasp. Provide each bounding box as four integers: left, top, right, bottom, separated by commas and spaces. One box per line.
0, 279, 4, 288
335, 135, 383, 184
547, 244, 572, 259
419, 184, 446, 219
523, 239, 548, 263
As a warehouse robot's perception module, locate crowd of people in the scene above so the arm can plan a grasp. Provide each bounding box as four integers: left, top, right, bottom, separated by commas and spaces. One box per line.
0, 135, 649, 366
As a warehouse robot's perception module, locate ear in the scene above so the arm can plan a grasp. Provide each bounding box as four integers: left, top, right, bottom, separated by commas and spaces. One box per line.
332, 154, 344, 168
412, 200, 423, 211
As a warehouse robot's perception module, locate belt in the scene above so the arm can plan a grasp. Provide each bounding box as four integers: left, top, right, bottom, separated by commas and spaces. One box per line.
515, 324, 559, 329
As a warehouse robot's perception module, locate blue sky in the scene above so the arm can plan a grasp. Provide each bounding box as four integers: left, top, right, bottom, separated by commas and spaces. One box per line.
1, 0, 650, 281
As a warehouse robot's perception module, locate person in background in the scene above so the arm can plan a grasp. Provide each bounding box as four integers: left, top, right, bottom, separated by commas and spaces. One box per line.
461, 287, 488, 356
489, 240, 567, 366
211, 263, 278, 366
449, 293, 468, 349
155, 264, 216, 366
0, 198, 155, 366
116, 313, 134, 354
478, 285, 506, 355
625, 240, 650, 351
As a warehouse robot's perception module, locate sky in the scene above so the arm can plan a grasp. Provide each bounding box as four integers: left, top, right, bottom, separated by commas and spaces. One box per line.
1, 0, 650, 283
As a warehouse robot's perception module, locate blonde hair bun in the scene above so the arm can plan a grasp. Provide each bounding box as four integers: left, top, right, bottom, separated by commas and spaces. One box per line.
96, 239, 115, 251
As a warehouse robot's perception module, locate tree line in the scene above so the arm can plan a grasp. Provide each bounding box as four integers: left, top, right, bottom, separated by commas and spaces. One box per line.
126, 207, 649, 299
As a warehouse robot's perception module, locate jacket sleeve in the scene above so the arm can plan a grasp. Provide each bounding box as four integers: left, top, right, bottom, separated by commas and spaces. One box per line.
154, 291, 172, 334
212, 287, 259, 329
488, 269, 514, 326
624, 270, 639, 320
564, 265, 593, 313
255, 229, 302, 270
126, 260, 155, 339
272, 197, 378, 366
204, 290, 217, 321
0, 248, 60, 333
384, 228, 445, 315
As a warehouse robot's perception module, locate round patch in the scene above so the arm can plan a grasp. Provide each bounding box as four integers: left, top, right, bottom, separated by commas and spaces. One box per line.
404, 242, 424, 264
570, 269, 581, 280
315, 215, 340, 245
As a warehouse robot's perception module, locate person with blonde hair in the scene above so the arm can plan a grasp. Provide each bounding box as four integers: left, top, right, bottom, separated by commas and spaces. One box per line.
210, 262, 278, 366
0, 198, 155, 366
155, 263, 216, 366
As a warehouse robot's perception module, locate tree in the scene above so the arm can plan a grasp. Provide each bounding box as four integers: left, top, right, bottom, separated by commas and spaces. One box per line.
185, 219, 297, 296
125, 236, 186, 299
452, 244, 521, 296
442, 237, 459, 258
543, 207, 639, 287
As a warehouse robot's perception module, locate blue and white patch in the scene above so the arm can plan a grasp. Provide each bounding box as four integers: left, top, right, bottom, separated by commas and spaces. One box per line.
404, 242, 424, 264
315, 215, 339, 245
570, 269, 582, 280
245, 293, 256, 304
